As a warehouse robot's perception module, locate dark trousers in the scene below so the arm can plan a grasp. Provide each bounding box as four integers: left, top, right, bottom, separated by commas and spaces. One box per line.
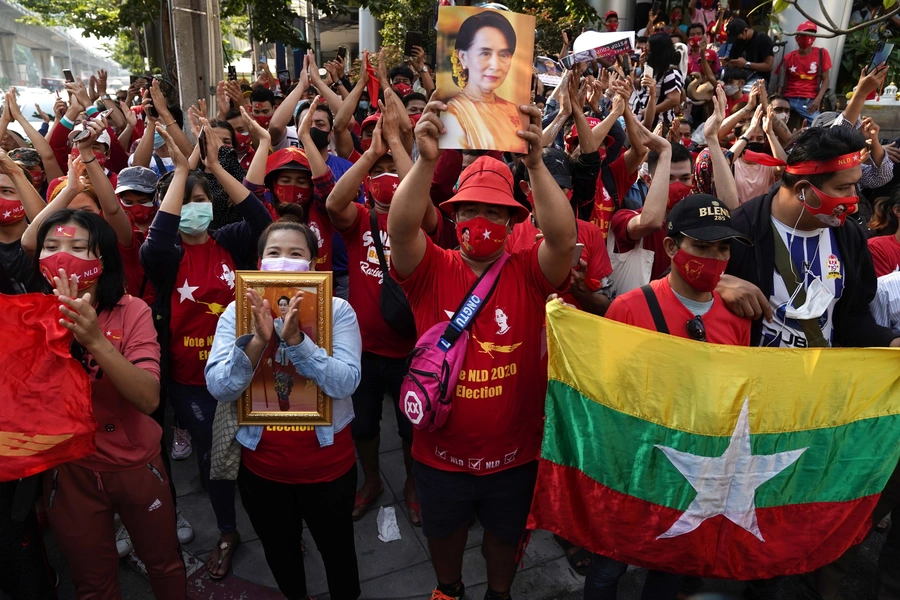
168, 381, 236, 533
238, 462, 360, 600
584, 553, 684, 600
350, 352, 411, 443
150, 385, 178, 508
0, 480, 55, 600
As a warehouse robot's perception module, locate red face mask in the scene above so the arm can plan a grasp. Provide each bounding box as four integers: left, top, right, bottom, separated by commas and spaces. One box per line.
254, 114, 273, 129
40, 252, 103, 291
94, 152, 108, 169
0, 197, 25, 224
801, 183, 859, 227
606, 22, 619, 32
681, 137, 693, 148
28, 169, 46, 188
796, 35, 814, 50
120, 198, 157, 224
688, 35, 703, 48
700, 0, 716, 7
360, 138, 373, 152
235, 131, 252, 154
368, 173, 399, 206
274, 183, 313, 205
456, 216, 508, 259
668, 181, 693, 210
410, 113, 423, 126
672, 249, 728, 293
393, 82, 412, 97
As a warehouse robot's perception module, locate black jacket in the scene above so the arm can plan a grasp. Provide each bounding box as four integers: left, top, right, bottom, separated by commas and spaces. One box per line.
726, 188, 895, 348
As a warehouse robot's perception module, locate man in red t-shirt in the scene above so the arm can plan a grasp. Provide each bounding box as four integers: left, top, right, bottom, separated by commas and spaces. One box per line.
610, 138, 695, 290
779, 21, 832, 124
587, 193, 752, 595
388, 102, 575, 600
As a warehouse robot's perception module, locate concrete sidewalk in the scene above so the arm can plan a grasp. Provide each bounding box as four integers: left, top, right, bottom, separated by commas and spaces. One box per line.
43, 401, 889, 600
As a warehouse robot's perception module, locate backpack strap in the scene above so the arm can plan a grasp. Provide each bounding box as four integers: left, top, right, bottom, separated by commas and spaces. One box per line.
151, 153, 167, 176
439, 253, 510, 351
641, 284, 670, 334
370, 209, 391, 276
770, 223, 828, 347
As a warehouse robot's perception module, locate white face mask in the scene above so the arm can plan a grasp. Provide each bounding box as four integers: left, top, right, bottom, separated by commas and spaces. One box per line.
260, 257, 312, 272
724, 84, 740, 96
785, 276, 835, 320
775, 112, 790, 123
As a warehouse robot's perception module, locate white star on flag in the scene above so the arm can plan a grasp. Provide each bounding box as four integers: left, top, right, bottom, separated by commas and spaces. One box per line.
2, 211, 10, 219
176, 279, 199, 303
57, 226, 64, 234
655, 398, 807, 542
482, 229, 492, 239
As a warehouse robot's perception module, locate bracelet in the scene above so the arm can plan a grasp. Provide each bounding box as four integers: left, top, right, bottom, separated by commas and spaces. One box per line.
60, 116, 74, 130
164, 120, 176, 128
81, 156, 97, 164
85, 106, 99, 117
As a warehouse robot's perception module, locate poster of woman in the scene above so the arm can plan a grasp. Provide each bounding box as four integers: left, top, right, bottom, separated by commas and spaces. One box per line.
435, 6, 536, 153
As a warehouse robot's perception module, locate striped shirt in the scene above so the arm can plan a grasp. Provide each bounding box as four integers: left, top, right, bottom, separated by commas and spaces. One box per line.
629, 68, 685, 129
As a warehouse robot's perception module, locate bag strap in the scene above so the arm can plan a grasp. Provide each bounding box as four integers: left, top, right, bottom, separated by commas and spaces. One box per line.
439, 253, 511, 351
369, 209, 391, 276
770, 223, 828, 347
816, 48, 823, 90
640, 284, 670, 334
151, 153, 167, 176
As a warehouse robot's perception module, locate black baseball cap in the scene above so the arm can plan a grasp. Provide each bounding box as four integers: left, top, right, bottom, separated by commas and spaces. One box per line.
726, 18, 749, 43
540, 147, 573, 190
666, 194, 753, 245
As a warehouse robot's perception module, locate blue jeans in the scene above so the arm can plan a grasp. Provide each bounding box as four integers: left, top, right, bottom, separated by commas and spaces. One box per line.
584, 553, 684, 600
788, 97, 821, 124
169, 381, 237, 534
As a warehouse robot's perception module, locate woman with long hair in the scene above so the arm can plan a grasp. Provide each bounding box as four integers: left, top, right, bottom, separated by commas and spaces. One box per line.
32, 208, 185, 598
631, 33, 686, 131
868, 190, 900, 277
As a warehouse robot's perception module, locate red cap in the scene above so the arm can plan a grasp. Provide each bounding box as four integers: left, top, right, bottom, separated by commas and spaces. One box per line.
439, 156, 530, 223
605, 10, 618, 19
565, 116, 602, 143
265, 147, 312, 178
361, 113, 380, 131
797, 21, 817, 33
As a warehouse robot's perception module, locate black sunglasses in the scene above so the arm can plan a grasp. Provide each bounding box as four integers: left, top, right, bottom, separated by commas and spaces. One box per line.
686, 315, 707, 342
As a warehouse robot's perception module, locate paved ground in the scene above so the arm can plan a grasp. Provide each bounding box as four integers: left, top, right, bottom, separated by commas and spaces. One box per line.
37, 401, 890, 600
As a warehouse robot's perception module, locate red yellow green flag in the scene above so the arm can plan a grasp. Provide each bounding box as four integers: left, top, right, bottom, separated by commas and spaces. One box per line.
527, 301, 900, 580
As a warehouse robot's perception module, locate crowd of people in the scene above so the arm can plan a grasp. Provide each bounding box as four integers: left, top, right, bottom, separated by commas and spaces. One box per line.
1, 1, 899, 599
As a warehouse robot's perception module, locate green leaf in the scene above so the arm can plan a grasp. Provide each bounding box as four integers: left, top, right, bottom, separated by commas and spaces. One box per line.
885, 0, 897, 10
773, 0, 790, 14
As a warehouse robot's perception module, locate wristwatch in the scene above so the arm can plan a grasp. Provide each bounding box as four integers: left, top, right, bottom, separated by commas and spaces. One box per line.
102, 94, 113, 101
420, 66, 429, 73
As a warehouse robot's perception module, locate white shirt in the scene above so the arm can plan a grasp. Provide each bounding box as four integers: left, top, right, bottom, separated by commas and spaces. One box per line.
871, 270, 900, 335
272, 125, 300, 150
760, 217, 844, 348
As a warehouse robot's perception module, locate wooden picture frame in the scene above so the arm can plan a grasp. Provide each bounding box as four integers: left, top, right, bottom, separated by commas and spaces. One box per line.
235, 271, 333, 426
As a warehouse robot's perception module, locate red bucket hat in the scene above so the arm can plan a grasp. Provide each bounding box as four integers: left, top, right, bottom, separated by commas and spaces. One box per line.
439, 156, 530, 223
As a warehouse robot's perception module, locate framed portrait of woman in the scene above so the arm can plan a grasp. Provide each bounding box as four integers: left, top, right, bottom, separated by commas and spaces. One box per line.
435, 6, 536, 153
234, 271, 333, 426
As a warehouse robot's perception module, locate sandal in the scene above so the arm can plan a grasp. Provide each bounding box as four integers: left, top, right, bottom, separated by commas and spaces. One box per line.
352, 483, 384, 521
554, 533, 591, 576
206, 532, 240, 580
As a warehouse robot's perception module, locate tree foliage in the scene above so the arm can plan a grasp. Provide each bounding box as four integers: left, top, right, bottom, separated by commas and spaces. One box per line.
103, 30, 145, 73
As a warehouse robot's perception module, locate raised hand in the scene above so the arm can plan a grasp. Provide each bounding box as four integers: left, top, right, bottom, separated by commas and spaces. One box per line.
239, 105, 270, 141
704, 85, 727, 141
156, 123, 188, 171
414, 100, 447, 162
280, 291, 305, 346
518, 104, 544, 169
247, 289, 274, 344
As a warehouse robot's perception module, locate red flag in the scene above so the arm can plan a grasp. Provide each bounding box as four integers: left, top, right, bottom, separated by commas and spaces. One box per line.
365, 53, 380, 107
0, 293, 95, 481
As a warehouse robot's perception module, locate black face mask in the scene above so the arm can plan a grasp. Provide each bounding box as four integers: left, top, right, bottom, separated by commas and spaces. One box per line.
305, 127, 331, 150
745, 142, 771, 155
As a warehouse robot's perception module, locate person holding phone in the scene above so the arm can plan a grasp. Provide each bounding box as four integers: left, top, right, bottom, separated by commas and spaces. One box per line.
629, 33, 685, 130
777, 21, 832, 124
723, 18, 774, 86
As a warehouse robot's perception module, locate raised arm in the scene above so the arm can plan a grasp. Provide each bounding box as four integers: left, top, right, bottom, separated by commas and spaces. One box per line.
156, 126, 189, 217
333, 64, 368, 158
78, 117, 132, 246
131, 93, 158, 169
150, 80, 194, 159
703, 87, 739, 209
269, 55, 310, 146
844, 65, 887, 126
626, 126, 671, 240
201, 121, 252, 206
327, 116, 383, 231
21, 155, 81, 254
388, 100, 446, 279
296, 96, 329, 179
763, 105, 787, 164
6, 89, 64, 181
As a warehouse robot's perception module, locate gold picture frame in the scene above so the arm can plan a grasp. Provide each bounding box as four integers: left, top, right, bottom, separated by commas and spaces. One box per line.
235, 271, 333, 426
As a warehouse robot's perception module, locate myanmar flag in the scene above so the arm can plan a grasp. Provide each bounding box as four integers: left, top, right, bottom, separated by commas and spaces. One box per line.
527, 301, 900, 580
0, 293, 95, 482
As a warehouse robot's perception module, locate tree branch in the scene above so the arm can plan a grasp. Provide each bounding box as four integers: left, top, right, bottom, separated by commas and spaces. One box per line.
783, 0, 900, 38
816, 0, 837, 29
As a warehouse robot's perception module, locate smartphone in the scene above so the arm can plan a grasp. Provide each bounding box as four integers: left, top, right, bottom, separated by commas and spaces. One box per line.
644, 64, 655, 80
198, 128, 207, 163
73, 109, 115, 142
336, 45, 347, 61
404, 31, 423, 56
276, 69, 291, 92
63, 69, 74, 83
227, 65, 237, 81
651, 0, 661, 14
621, 54, 632, 76
571, 243, 585, 268
870, 42, 895, 71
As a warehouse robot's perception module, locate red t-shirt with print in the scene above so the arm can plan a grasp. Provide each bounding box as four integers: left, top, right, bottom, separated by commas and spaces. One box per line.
783, 48, 832, 100
168, 238, 236, 385
340, 204, 415, 358
610, 208, 670, 281
242, 425, 355, 484
868, 234, 900, 278
75, 296, 164, 471
506, 217, 612, 309
590, 155, 639, 239
606, 276, 750, 345
308, 207, 335, 273
391, 238, 566, 475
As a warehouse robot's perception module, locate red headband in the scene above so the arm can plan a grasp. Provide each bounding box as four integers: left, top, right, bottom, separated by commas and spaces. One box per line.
784, 152, 861, 175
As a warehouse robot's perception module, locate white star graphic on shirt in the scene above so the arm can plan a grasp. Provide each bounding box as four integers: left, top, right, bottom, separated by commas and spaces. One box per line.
2, 211, 10, 219
176, 279, 199, 303
482, 229, 492, 239
106, 330, 112, 336
656, 398, 807, 541
790, 65, 797, 73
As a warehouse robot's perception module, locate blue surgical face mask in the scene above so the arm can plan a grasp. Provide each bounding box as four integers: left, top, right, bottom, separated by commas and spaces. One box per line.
358, 101, 370, 110
153, 132, 165, 149
178, 202, 213, 236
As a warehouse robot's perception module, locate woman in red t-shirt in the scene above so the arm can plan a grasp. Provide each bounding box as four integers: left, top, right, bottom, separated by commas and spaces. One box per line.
32, 209, 185, 598
325, 92, 442, 525
140, 126, 273, 579
868, 194, 900, 277
205, 219, 362, 600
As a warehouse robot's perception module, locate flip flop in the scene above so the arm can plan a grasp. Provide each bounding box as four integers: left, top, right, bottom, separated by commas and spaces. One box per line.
206, 532, 240, 580
352, 483, 384, 521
